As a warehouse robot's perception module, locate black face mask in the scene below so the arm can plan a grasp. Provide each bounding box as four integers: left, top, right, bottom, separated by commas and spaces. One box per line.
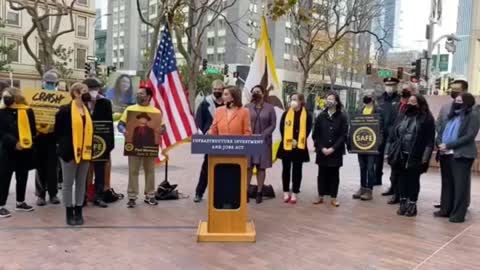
452, 103, 463, 112
81, 93, 91, 103
451, 91, 460, 99
363, 96, 372, 104
252, 93, 262, 102
405, 104, 418, 115
213, 92, 222, 99
3, 96, 14, 107
401, 89, 411, 99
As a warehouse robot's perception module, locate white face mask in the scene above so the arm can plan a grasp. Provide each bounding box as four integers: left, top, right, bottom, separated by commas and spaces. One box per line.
90, 90, 99, 99
385, 86, 394, 94
290, 100, 299, 109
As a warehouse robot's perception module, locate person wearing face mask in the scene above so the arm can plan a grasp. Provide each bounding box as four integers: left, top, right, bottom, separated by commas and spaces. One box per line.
244, 85, 276, 204
118, 86, 164, 208
54, 83, 94, 225
277, 93, 313, 204
433, 79, 469, 209
82, 78, 114, 208
352, 92, 383, 201
35, 70, 61, 207
386, 94, 435, 217
312, 92, 348, 207
0, 88, 37, 218
435, 93, 479, 223
193, 80, 225, 203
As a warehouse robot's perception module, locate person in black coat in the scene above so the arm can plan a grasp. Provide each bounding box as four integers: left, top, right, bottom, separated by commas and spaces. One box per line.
277, 92, 313, 204
0, 87, 37, 218
83, 78, 115, 208
386, 94, 435, 217
435, 93, 480, 223
312, 92, 348, 207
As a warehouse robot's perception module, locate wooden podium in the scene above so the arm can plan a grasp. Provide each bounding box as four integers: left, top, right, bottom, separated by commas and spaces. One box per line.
191, 135, 266, 243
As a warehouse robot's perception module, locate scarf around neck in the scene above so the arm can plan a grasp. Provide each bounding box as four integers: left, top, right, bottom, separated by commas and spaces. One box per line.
283, 107, 307, 151
71, 102, 93, 163
11, 104, 33, 149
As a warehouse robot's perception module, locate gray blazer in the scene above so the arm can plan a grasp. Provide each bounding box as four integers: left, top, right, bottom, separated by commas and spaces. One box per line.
436, 108, 480, 160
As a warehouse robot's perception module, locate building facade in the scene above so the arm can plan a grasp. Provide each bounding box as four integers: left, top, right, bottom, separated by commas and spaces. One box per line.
452, 0, 473, 78
0, 0, 96, 88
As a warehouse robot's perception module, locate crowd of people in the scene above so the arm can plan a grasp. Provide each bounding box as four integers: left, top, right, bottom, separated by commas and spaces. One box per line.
0, 72, 478, 226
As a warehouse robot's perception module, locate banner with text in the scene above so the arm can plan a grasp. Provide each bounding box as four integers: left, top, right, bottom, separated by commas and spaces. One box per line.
23, 89, 71, 129
92, 120, 114, 162
191, 135, 266, 156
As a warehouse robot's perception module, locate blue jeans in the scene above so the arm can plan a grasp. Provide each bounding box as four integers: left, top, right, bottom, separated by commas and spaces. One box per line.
358, 155, 377, 189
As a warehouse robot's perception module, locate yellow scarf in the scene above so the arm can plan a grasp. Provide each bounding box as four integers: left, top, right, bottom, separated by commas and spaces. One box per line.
11, 104, 33, 149
283, 107, 307, 151
71, 102, 93, 163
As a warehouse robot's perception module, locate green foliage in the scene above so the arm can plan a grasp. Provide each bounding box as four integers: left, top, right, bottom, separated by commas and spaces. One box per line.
178, 65, 224, 95
268, 0, 298, 20
0, 19, 14, 72
53, 45, 74, 79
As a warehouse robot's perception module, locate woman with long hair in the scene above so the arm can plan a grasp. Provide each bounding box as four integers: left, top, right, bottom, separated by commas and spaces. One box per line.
435, 93, 480, 223
105, 74, 134, 111
277, 93, 313, 204
387, 94, 435, 217
55, 83, 94, 225
245, 85, 276, 204
0, 87, 37, 218
312, 91, 348, 207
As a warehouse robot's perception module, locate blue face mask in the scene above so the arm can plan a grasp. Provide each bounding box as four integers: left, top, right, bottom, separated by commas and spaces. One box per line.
44, 83, 56, 91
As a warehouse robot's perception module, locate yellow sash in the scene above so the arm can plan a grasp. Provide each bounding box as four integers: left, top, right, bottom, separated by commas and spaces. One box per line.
71, 102, 93, 163
283, 107, 307, 151
11, 104, 33, 149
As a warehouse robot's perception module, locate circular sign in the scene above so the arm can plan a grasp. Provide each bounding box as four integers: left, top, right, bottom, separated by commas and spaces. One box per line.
352, 127, 377, 151
92, 135, 107, 160
124, 143, 134, 152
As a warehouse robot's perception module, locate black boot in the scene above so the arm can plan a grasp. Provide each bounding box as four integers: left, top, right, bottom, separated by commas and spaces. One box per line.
405, 201, 417, 217
256, 191, 263, 204
74, 206, 84, 225
381, 187, 394, 196
66, 207, 75, 226
396, 199, 408, 216
387, 194, 400, 205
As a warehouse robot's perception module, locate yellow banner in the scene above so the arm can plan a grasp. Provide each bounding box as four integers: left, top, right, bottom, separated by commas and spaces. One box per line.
23, 89, 72, 126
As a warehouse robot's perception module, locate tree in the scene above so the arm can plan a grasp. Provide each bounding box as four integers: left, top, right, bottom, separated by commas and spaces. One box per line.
52, 45, 74, 80
285, 0, 389, 92
8, 0, 78, 76
178, 64, 224, 95
0, 19, 15, 71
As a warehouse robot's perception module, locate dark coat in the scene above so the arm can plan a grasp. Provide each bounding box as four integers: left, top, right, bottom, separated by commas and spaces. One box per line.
276, 109, 313, 162
313, 110, 348, 167
132, 126, 156, 148
377, 92, 400, 139
388, 111, 435, 172
89, 98, 115, 154
54, 103, 93, 163
195, 95, 221, 134
0, 107, 37, 171
436, 107, 480, 160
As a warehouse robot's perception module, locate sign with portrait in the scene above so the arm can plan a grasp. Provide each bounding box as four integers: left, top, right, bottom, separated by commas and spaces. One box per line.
349, 114, 381, 154
123, 111, 162, 157
92, 120, 113, 162
23, 88, 71, 127
105, 72, 140, 113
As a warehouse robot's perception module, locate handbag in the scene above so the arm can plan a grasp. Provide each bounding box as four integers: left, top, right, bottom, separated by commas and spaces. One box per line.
248, 184, 276, 199
155, 180, 188, 200
387, 140, 404, 167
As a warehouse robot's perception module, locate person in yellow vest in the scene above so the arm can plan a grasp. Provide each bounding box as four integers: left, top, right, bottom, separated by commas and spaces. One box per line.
352, 91, 383, 201
54, 83, 94, 226
0, 87, 37, 218
276, 93, 313, 204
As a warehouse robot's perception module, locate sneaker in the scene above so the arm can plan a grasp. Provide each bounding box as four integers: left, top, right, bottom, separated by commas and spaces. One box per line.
127, 199, 136, 208
144, 197, 158, 206
36, 197, 46, 206
0, 208, 11, 218
193, 194, 202, 203
16, 202, 34, 212
49, 196, 61, 205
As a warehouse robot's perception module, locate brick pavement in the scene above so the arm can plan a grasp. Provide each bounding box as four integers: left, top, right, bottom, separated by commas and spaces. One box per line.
0, 143, 479, 270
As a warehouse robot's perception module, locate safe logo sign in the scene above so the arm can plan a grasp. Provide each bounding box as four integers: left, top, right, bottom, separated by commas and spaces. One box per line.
349, 114, 381, 154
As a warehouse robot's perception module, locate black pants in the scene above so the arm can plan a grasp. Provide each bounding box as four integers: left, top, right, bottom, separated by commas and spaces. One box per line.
0, 167, 29, 206
57, 159, 63, 184
375, 142, 386, 185
439, 156, 473, 222
390, 168, 400, 198
35, 134, 58, 199
195, 155, 208, 197
92, 162, 106, 200
358, 154, 376, 189
397, 167, 421, 202
317, 165, 340, 198
282, 159, 303, 193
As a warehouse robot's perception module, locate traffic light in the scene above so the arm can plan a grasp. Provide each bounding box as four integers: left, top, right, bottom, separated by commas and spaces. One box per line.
84, 62, 91, 78
223, 64, 229, 75
435, 77, 441, 90
410, 59, 421, 80
366, 63, 372, 75
397, 67, 404, 80
94, 61, 99, 76
233, 71, 239, 78
202, 59, 208, 71
107, 65, 116, 76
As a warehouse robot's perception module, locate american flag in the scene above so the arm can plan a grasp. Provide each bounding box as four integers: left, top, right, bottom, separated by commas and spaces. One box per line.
148, 26, 197, 151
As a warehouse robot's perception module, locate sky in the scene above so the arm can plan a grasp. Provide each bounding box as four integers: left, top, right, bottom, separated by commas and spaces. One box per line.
96, 0, 108, 29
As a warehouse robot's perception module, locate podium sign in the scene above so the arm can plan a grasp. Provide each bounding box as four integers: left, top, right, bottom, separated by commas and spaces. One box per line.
192, 135, 264, 243
349, 114, 382, 154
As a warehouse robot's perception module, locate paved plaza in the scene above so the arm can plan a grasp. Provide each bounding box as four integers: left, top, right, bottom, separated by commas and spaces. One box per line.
0, 143, 479, 270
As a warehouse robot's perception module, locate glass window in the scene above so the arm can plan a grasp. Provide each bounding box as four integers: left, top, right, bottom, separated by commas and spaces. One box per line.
6, 39, 20, 63
76, 48, 87, 69
77, 16, 87, 37
6, 9, 20, 26
217, 53, 224, 63
207, 37, 215, 47
119, 49, 124, 57
217, 37, 225, 47
119, 37, 124, 45
119, 62, 124, 68
218, 18, 225, 29
40, 8, 50, 31
207, 54, 215, 63
114, 51, 118, 57
77, 0, 88, 6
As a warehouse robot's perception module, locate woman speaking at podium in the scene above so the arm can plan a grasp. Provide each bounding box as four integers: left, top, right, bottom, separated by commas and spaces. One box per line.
208, 86, 251, 209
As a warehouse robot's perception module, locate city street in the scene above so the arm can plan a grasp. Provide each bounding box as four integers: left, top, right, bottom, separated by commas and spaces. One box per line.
0, 141, 479, 270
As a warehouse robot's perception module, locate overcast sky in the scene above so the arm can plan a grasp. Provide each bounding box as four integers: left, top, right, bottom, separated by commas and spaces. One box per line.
96, 0, 108, 29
